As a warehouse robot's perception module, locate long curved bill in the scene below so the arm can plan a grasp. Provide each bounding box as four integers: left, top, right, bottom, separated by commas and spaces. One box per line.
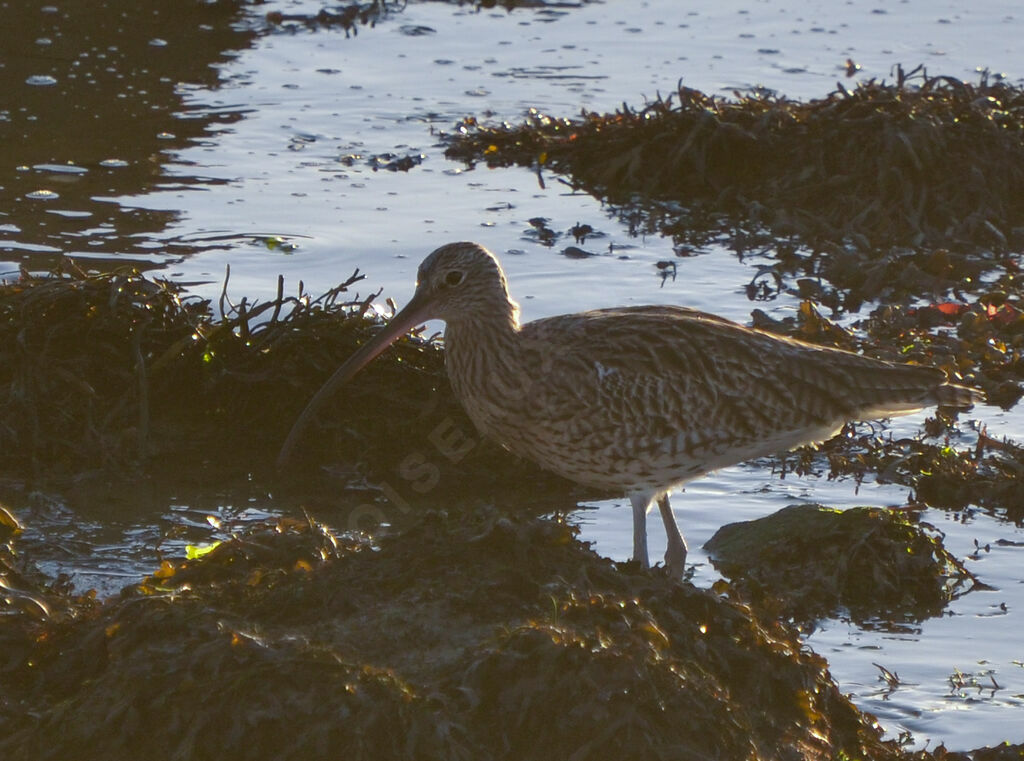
276, 289, 434, 469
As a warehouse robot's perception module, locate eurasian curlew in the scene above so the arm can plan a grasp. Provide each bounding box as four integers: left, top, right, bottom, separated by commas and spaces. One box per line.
279, 242, 980, 573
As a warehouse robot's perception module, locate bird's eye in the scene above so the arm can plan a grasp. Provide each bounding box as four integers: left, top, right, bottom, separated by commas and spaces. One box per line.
444, 270, 464, 287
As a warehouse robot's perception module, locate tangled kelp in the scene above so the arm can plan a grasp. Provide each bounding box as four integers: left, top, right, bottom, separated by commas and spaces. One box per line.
0, 507, 913, 761
5, 504, 1020, 760
750, 295, 1024, 519
0, 262, 544, 492
265, 0, 396, 35
938, 747, 1024, 761
445, 66, 1024, 305
815, 424, 1024, 520
263, 0, 591, 36
706, 504, 976, 626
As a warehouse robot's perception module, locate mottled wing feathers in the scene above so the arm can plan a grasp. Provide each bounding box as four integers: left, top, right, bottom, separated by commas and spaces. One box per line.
518, 306, 958, 456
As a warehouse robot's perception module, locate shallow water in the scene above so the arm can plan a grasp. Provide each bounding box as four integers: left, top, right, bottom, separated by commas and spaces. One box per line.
3, 0, 1023, 749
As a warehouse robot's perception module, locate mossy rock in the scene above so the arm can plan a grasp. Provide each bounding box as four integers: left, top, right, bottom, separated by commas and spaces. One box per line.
705, 503, 976, 625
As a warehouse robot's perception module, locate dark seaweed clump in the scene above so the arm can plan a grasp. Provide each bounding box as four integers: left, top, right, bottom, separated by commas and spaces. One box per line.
815, 420, 1024, 521
445, 66, 1024, 307
0, 507, 913, 761
751, 298, 1024, 520
706, 504, 976, 626
3, 492, 1022, 759
265, 1, 395, 36
0, 262, 546, 493
0, 261, 372, 473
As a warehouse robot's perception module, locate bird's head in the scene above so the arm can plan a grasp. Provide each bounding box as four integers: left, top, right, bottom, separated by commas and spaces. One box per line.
276, 242, 515, 467
410, 241, 515, 324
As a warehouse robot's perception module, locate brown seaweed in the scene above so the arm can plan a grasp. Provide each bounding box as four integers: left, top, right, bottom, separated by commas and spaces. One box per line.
445, 66, 1024, 307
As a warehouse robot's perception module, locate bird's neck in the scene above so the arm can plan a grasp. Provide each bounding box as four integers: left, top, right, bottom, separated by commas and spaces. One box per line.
442, 296, 523, 398
445, 297, 520, 354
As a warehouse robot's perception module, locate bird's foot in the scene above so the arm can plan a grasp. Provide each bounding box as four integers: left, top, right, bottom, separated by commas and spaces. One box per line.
630, 554, 650, 570
663, 544, 688, 577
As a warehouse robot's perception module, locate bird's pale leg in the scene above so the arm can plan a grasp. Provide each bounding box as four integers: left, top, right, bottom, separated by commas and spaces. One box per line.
629, 493, 651, 568
658, 494, 688, 575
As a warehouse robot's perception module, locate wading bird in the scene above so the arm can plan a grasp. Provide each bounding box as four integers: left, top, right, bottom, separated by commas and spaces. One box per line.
278, 242, 979, 573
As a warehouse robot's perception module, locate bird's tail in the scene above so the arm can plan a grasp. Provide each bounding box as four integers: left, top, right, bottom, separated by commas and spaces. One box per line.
847, 367, 982, 420
933, 381, 984, 409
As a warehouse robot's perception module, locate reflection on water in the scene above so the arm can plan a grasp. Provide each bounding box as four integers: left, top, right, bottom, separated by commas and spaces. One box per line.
0, 0, 256, 271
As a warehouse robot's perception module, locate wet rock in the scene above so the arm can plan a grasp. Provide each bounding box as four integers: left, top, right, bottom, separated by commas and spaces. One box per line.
706, 503, 976, 626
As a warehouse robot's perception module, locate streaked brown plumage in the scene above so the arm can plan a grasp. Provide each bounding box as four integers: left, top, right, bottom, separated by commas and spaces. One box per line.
279, 242, 981, 573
